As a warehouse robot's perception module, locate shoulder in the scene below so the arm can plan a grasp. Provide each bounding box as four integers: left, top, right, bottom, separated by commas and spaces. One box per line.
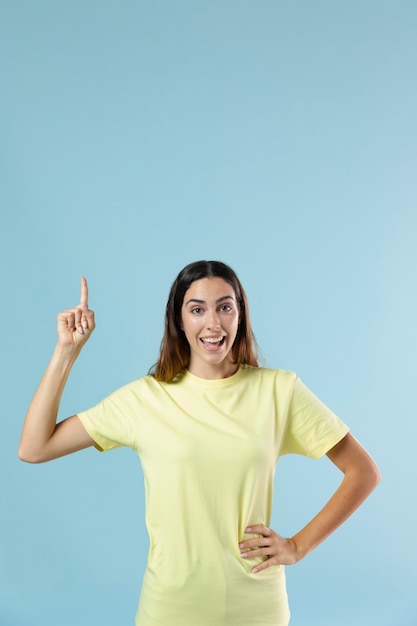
100, 374, 167, 404
243, 365, 296, 382
242, 366, 298, 390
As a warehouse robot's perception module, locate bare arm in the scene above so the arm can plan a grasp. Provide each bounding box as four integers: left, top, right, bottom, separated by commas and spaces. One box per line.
18, 277, 96, 463
239, 433, 381, 572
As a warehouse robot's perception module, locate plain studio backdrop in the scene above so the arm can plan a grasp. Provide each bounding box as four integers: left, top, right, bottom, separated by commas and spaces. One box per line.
1, 1, 416, 625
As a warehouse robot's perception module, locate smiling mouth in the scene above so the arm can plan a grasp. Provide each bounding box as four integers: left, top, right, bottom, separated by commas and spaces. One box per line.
200, 336, 225, 346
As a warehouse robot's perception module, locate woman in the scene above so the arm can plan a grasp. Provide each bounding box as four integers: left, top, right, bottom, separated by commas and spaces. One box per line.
19, 260, 380, 626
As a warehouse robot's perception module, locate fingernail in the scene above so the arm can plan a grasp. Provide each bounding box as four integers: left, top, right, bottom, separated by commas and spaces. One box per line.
78, 326, 84, 334
239, 543, 244, 548
82, 320, 88, 328
241, 553, 248, 558
246, 527, 252, 532
252, 568, 259, 573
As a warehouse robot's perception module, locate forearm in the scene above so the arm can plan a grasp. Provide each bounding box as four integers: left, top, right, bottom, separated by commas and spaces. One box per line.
19, 345, 80, 461
292, 465, 378, 559
292, 435, 381, 560
19, 278, 95, 463
240, 434, 380, 572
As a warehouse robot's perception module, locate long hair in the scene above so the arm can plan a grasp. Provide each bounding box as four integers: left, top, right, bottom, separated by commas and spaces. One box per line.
152, 260, 259, 382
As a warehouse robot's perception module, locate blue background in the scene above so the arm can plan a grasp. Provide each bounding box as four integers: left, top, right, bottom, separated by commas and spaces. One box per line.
1, 1, 416, 624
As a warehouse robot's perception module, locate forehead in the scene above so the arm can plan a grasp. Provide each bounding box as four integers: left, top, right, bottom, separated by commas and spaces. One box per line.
183, 277, 236, 303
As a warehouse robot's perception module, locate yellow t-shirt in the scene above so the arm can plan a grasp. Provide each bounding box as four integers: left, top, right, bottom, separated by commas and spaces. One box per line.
77, 366, 349, 626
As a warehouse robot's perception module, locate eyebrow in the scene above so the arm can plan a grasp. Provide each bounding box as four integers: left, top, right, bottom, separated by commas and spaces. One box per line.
185, 295, 235, 306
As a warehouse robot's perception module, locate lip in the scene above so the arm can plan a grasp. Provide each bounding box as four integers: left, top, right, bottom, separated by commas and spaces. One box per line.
199, 336, 226, 350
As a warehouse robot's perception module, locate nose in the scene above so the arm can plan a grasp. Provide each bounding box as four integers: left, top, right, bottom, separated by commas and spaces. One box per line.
206, 308, 220, 330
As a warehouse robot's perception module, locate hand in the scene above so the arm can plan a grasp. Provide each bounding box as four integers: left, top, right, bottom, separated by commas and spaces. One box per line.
56, 277, 95, 351
239, 524, 300, 573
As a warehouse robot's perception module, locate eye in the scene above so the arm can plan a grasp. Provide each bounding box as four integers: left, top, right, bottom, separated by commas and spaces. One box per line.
191, 307, 203, 314
219, 304, 233, 312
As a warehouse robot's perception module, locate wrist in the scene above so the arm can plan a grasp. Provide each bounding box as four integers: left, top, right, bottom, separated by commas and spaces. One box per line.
289, 535, 308, 563
53, 343, 82, 365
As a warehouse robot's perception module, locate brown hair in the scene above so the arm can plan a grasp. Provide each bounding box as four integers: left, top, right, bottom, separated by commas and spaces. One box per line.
152, 260, 259, 382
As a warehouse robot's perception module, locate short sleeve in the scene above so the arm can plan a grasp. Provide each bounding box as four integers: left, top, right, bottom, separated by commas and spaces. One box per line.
77, 381, 140, 452
281, 375, 349, 459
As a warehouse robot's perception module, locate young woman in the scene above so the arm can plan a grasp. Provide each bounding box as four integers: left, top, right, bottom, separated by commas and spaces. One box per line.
19, 260, 380, 626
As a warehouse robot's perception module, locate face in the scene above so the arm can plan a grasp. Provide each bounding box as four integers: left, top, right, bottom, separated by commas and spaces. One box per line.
181, 277, 240, 379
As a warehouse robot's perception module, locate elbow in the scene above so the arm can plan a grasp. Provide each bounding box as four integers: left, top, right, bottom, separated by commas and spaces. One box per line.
371, 460, 382, 490
18, 447, 34, 463
18, 443, 45, 464
366, 449, 382, 489
359, 456, 381, 497
345, 454, 381, 499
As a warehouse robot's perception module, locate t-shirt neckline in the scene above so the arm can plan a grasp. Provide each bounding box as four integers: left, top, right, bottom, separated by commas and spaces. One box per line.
182, 365, 247, 388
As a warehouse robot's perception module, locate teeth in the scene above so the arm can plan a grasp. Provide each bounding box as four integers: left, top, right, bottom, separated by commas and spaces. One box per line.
203, 337, 223, 343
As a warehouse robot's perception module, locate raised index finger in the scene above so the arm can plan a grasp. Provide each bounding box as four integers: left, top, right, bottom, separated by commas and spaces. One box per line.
80, 276, 89, 308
